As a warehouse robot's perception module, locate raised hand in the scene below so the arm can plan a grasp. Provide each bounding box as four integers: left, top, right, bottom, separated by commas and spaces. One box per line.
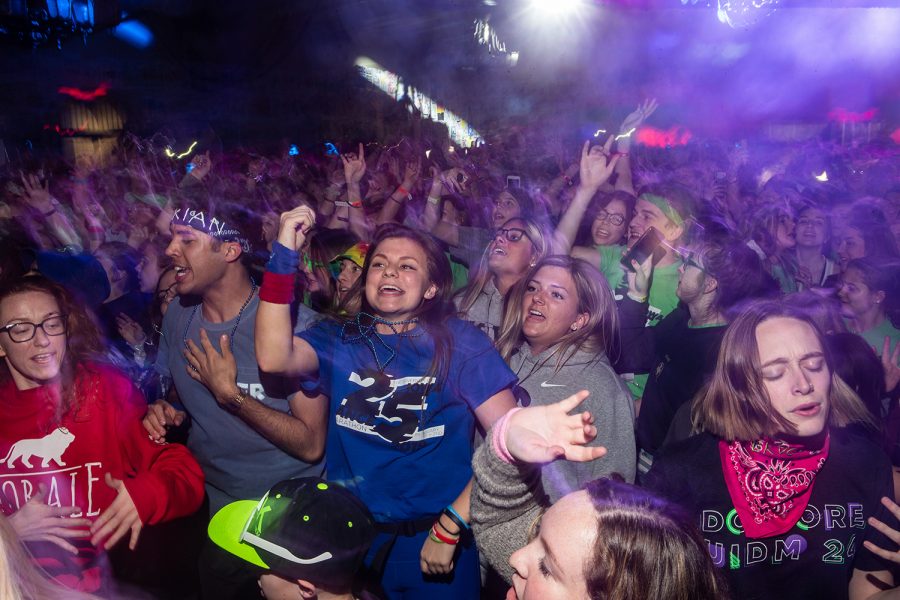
881, 336, 900, 393
189, 151, 212, 181
402, 159, 422, 188
626, 253, 655, 299
341, 143, 367, 186
578, 138, 621, 192
20, 171, 54, 212
619, 98, 659, 135
504, 390, 606, 464
90, 474, 142, 550
9, 486, 91, 554
116, 313, 147, 347
276, 204, 316, 252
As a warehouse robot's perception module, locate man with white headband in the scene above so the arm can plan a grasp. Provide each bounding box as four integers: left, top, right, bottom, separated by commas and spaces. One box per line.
143, 197, 326, 599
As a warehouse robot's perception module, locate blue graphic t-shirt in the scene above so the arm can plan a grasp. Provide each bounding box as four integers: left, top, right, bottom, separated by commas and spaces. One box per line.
299, 317, 516, 522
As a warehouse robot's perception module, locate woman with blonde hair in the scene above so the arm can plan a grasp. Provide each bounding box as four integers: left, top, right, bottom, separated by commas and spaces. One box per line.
455, 217, 550, 341
646, 300, 898, 599
0, 514, 99, 600
496, 255, 635, 498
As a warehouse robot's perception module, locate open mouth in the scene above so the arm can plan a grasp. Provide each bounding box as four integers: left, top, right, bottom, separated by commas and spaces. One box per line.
174, 265, 191, 282
31, 352, 56, 364
793, 403, 821, 417
525, 308, 545, 322
378, 284, 403, 295
491, 246, 507, 256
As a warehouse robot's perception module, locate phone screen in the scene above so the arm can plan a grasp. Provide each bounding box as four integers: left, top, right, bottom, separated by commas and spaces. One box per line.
620, 227, 665, 272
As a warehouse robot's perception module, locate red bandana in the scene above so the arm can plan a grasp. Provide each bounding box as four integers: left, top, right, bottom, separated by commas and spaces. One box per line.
719, 435, 829, 539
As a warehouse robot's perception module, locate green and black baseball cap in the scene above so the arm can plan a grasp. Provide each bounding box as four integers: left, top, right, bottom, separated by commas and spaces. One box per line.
208, 478, 376, 589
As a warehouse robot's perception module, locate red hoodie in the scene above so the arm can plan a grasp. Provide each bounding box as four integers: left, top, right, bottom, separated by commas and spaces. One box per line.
0, 362, 205, 592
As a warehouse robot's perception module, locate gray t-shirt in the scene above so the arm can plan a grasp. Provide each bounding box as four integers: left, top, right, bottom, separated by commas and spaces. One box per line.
157, 293, 324, 513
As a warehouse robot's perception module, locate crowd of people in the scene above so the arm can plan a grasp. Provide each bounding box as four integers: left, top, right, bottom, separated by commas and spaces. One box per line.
0, 99, 900, 599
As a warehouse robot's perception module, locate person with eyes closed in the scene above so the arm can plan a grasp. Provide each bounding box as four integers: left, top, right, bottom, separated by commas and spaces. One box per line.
496, 255, 635, 496
470, 392, 728, 600
646, 300, 900, 600
256, 214, 518, 600
455, 218, 550, 341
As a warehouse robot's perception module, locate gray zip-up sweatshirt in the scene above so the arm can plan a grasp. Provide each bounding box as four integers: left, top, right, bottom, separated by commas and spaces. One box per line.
509, 345, 636, 499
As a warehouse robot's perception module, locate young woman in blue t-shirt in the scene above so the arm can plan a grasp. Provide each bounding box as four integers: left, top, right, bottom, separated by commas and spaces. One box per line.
256, 205, 516, 599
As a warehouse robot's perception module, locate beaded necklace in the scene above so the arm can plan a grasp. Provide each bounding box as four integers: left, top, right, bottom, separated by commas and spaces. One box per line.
183, 281, 258, 351
340, 312, 422, 371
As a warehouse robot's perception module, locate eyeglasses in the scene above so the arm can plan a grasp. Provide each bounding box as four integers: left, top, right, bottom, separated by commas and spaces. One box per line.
156, 284, 177, 303
0, 315, 68, 343
680, 251, 706, 273
493, 227, 531, 244
594, 209, 625, 227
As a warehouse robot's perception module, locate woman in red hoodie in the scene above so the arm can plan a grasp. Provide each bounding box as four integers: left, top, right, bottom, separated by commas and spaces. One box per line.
0, 276, 205, 594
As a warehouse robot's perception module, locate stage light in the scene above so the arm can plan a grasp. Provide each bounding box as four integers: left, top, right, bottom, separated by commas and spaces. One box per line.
717, 0, 779, 29
354, 57, 483, 147
814, 171, 828, 182
529, 0, 584, 18
113, 20, 153, 49
288, 144, 299, 156
58, 83, 108, 102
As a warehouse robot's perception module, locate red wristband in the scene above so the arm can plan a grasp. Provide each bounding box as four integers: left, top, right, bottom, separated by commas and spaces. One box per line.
259, 271, 297, 304
396, 185, 409, 197
430, 524, 459, 545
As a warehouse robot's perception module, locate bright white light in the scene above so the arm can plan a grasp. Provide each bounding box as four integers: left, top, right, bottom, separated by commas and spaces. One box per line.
353, 57, 483, 148
529, 0, 584, 17
815, 171, 828, 182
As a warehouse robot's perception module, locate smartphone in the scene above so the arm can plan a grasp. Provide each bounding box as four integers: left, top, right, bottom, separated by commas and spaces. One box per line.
507, 175, 521, 189
620, 227, 665, 272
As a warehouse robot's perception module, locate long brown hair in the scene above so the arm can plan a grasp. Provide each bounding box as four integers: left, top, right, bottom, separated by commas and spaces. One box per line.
583, 479, 728, 600
0, 276, 107, 425
344, 224, 456, 383
693, 300, 875, 441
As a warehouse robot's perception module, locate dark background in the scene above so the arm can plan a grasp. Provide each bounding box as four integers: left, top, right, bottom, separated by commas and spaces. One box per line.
1, 0, 898, 152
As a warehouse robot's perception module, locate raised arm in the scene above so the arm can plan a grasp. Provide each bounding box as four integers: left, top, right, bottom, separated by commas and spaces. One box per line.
255, 205, 321, 376
614, 99, 658, 196
376, 159, 420, 226
552, 138, 620, 255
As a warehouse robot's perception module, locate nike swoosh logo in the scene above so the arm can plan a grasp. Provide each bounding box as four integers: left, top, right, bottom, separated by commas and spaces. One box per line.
540, 381, 566, 388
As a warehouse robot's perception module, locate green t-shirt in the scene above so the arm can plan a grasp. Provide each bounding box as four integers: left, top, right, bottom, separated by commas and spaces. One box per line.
859, 319, 900, 358
622, 259, 683, 399
596, 244, 626, 297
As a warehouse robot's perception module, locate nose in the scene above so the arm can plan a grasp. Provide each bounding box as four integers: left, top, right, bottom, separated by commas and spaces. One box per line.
793, 368, 814, 395
32, 326, 51, 347
165, 238, 178, 258
508, 546, 528, 580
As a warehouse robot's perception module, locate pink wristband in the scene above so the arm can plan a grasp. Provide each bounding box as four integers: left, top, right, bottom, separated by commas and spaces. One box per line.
259, 271, 296, 304
491, 407, 523, 464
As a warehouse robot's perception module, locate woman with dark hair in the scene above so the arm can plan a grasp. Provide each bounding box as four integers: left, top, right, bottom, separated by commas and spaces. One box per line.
256, 210, 517, 599
622, 240, 779, 472
835, 214, 900, 274
838, 258, 900, 361
553, 139, 629, 292
646, 300, 898, 599
471, 393, 728, 600
496, 255, 635, 494
744, 202, 800, 293
795, 200, 839, 290
455, 218, 550, 341
0, 276, 204, 594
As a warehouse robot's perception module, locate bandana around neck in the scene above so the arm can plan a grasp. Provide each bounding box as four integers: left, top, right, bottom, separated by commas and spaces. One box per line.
719, 434, 830, 539
171, 206, 251, 252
